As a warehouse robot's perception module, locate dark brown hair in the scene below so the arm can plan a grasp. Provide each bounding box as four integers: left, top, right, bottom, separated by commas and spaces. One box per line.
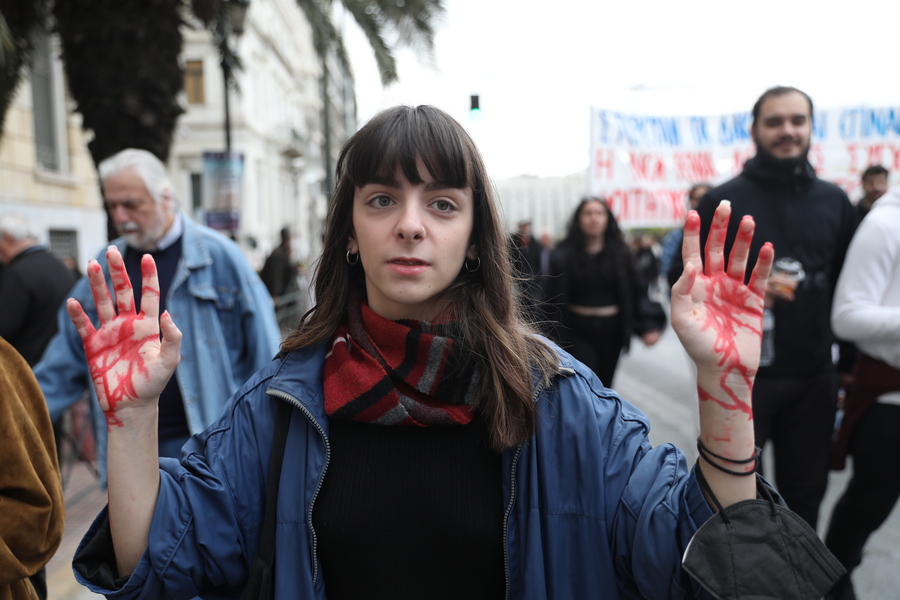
751, 86, 813, 126
861, 164, 888, 180
560, 197, 634, 284
281, 105, 557, 450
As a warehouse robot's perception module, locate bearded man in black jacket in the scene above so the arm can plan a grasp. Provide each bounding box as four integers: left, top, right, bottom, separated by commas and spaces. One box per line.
694, 87, 855, 531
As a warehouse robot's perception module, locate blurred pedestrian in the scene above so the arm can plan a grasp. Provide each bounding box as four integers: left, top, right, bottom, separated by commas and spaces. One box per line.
259, 226, 298, 299
545, 197, 665, 386
64, 105, 837, 600
0, 337, 64, 600
694, 86, 856, 528
538, 230, 554, 276
854, 164, 888, 223
508, 218, 543, 321
632, 232, 661, 296
824, 185, 900, 600
662, 183, 710, 289
260, 226, 302, 332
0, 214, 78, 366
61, 254, 83, 278
34, 148, 281, 490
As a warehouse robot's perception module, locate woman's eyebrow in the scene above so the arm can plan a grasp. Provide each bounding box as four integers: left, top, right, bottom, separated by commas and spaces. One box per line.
424, 182, 464, 192
363, 176, 400, 188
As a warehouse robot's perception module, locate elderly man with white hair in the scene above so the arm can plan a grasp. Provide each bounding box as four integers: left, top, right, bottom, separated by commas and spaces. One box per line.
35, 149, 281, 488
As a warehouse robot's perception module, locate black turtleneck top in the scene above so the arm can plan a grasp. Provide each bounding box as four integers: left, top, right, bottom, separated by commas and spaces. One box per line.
312, 416, 505, 599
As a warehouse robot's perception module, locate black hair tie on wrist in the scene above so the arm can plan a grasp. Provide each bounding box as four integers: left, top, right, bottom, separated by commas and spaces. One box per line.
696, 437, 761, 476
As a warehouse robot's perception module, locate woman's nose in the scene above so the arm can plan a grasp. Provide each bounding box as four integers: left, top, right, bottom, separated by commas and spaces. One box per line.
396, 204, 425, 240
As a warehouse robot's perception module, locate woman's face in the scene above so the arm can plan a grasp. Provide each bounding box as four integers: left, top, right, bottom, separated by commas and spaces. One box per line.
348, 159, 476, 321
578, 200, 609, 239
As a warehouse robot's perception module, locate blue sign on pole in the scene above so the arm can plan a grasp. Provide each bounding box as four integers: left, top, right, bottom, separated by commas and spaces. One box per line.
202, 151, 244, 233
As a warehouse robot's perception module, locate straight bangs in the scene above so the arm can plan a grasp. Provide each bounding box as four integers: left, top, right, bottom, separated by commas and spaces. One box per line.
342, 106, 478, 192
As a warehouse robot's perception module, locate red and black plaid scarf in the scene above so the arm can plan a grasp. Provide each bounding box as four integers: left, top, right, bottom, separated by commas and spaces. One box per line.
323, 300, 479, 426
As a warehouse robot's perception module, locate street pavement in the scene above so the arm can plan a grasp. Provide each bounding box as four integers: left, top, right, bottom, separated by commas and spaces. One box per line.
48, 324, 900, 598
47, 461, 106, 599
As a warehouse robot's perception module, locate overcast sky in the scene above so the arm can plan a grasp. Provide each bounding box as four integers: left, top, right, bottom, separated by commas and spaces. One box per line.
342, 0, 900, 180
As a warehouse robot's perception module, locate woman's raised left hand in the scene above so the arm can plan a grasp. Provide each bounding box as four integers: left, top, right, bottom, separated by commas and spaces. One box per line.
670, 201, 773, 407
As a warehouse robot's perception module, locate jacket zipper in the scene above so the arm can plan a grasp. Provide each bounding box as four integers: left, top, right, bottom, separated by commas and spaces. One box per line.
267, 389, 331, 586
503, 368, 573, 600
502, 444, 523, 600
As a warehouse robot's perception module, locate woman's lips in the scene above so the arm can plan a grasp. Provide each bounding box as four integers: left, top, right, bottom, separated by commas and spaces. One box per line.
388, 258, 429, 275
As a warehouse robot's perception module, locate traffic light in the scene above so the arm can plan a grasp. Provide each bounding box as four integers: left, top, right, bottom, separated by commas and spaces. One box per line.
469, 94, 482, 121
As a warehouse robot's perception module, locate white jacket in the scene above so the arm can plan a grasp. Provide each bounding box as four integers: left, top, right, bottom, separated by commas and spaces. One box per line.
832, 187, 900, 370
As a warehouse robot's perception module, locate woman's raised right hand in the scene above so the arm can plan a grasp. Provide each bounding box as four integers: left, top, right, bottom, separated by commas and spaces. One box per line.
67, 246, 182, 428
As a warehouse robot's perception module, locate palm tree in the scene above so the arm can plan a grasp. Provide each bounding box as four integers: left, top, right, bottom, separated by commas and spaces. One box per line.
1, 0, 444, 238
53, 0, 196, 167
3, 0, 443, 151
0, 0, 49, 135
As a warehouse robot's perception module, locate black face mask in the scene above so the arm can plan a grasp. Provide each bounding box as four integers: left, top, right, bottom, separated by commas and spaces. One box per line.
683, 467, 845, 600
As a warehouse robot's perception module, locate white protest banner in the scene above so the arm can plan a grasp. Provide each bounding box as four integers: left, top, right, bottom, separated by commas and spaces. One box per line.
589, 106, 900, 228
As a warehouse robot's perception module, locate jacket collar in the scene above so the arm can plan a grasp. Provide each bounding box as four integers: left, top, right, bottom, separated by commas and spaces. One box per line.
741, 154, 816, 190
266, 343, 328, 424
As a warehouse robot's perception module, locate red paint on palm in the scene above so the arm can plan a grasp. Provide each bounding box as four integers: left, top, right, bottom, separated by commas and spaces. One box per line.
697, 271, 763, 416
84, 255, 162, 429
83, 316, 158, 428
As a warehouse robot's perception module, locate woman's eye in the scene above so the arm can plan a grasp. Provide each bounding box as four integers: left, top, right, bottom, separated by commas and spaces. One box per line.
372, 195, 393, 207
432, 199, 453, 212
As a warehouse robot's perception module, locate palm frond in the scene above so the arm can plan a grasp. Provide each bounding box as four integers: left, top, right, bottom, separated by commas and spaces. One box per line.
54, 0, 185, 166
0, 10, 14, 67
338, 0, 397, 85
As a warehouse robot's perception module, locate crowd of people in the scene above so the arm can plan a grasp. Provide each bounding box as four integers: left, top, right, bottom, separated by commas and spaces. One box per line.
0, 86, 896, 600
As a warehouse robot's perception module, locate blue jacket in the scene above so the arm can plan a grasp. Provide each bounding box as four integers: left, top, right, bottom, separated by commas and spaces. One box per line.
35, 216, 281, 488
74, 341, 716, 599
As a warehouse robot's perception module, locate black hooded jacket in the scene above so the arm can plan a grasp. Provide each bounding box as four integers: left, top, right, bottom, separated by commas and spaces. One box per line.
695, 154, 855, 377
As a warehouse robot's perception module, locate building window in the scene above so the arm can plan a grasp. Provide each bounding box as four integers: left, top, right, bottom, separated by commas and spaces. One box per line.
48, 229, 78, 266
184, 60, 205, 105
31, 30, 59, 170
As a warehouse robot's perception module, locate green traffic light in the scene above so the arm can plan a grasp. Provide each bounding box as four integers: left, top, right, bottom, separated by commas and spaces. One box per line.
470, 94, 481, 120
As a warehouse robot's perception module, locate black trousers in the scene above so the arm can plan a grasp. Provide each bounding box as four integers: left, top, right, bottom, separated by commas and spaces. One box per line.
752, 370, 838, 529
564, 311, 624, 387
825, 403, 900, 573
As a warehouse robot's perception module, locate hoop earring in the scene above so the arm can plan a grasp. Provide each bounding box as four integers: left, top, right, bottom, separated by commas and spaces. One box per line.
465, 256, 481, 272
346, 250, 359, 265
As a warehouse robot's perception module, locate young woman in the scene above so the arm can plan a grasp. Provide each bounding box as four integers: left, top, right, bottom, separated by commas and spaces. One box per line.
70, 106, 772, 599
546, 197, 666, 385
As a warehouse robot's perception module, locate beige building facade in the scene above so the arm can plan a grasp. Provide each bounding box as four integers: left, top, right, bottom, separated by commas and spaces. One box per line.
0, 32, 106, 269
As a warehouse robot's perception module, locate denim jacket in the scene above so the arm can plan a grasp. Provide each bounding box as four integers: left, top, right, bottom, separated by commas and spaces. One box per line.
35, 216, 281, 488
73, 342, 718, 599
